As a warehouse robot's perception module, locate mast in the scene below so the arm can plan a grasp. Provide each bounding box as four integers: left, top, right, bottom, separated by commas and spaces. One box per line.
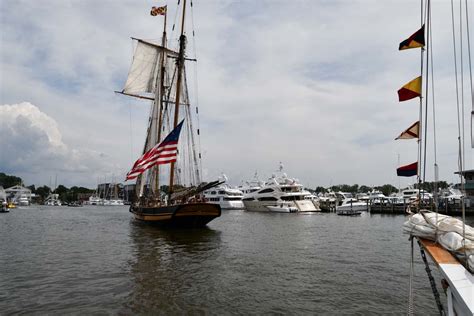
154, 10, 168, 199
168, 0, 187, 202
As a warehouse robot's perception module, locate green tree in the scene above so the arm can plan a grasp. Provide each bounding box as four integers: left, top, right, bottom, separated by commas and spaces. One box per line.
359, 185, 371, 193
36, 186, 51, 201
314, 186, 326, 194
54, 185, 69, 202
0, 173, 22, 188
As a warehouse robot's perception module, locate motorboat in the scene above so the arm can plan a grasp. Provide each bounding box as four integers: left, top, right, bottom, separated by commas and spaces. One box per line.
335, 192, 369, 212
203, 184, 244, 209
242, 165, 319, 213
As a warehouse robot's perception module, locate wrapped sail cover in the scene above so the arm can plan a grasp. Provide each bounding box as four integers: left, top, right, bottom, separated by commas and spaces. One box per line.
122, 40, 177, 95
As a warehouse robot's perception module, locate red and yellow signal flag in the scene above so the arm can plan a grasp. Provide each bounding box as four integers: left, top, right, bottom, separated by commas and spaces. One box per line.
395, 121, 420, 140
398, 76, 422, 102
150, 5, 167, 16
399, 25, 425, 50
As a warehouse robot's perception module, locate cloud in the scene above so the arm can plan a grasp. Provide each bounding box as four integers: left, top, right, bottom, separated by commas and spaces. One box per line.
0, 102, 116, 187
0, 0, 472, 189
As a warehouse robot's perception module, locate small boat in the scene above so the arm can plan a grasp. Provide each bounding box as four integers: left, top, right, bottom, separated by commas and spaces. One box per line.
1, 200, 9, 213
336, 209, 361, 216
335, 194, 368, 213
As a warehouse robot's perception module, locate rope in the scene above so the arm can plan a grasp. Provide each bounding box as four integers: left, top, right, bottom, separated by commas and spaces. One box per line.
428, 3, 439, 216
408, 237, 415, 316
417, 239, 446, 316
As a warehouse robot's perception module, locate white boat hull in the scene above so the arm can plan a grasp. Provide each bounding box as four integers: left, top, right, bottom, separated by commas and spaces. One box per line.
336, 203, 368, 212
220, 200, 244, 209
244, 200, 318, 212
295, 200, 320, 212
266, 205, 298, 213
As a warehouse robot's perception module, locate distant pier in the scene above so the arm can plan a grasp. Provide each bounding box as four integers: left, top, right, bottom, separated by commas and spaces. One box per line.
319, 198, 474, 216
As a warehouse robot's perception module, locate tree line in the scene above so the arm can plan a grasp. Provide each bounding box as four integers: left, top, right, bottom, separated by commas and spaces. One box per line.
312, 181, 450, 197
0, 173, 94, 203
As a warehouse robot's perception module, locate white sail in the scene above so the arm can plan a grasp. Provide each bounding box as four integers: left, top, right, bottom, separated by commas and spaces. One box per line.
122, 39, 177, 95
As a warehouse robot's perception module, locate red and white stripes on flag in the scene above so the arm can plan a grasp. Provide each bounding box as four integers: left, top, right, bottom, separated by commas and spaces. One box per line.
126, 120, 184, 181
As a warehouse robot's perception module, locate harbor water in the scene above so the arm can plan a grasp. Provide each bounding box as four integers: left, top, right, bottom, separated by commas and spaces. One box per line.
2, 206, 470, 314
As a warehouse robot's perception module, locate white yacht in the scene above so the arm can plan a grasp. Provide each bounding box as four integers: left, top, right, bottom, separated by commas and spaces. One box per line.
401, 188, 432, 202
203, 184, 244, 209
85, 195, 102, 205
44, 193, 62, 206
103, 199, 125, 206
335, 192, 368, 213
242, 166, 319, 213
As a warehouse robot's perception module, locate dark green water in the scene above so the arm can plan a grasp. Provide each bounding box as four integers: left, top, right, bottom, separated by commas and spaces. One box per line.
1, 206, 462, 314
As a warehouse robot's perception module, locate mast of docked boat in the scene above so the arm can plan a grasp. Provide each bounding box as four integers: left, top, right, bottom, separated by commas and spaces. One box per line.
417, 0, 425, 210
168, 0, 187, 203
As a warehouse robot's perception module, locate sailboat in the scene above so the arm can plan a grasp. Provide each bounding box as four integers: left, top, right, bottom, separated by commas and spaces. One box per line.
117, 2, 221, 226
396, 1, 474, 314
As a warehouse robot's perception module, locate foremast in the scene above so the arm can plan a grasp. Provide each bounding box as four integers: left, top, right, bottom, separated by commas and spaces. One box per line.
168, 0, 187, 203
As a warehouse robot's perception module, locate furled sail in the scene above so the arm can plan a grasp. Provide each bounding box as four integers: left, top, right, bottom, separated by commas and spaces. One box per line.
122, 39, 178, 96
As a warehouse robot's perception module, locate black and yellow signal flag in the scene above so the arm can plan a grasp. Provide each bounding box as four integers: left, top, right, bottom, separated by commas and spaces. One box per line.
399, 25, 425, 50
395, 121, 419, 140
398, 76, 422, 101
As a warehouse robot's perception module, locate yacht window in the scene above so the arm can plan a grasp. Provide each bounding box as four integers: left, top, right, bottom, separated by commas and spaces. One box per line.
258, 197, 278, 201
224, 197, 242, 201
211, 191, 216, 195
281, 196, 303, 201
243, 197, 255, 201
218, 191, 225, 195
258, 188, 274, 194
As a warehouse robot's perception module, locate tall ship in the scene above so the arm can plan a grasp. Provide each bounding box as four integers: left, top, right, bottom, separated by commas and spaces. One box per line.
117, 2, 221, 226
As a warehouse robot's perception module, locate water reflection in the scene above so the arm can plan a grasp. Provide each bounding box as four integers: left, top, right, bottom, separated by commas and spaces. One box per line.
123, 221, 222, 314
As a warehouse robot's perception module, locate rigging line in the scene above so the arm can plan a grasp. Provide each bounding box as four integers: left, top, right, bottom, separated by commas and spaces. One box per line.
423, 0, 431, 190
452, 0, 467, 269
417, 0, 426, 206
465, 0, 474, 148
190, 0, 203, 178
128, 100, 134, 170
171, 0, 180, 35
407, 237, 415, 316
451, 0, 463, 163
428, 5, 439, 214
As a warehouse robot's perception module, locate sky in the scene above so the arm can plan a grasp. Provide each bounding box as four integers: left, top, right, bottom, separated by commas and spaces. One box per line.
0, 0, 473, 190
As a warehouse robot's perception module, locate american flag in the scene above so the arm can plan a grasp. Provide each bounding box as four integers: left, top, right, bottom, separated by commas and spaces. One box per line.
150, 5, 167, 16
126, 120, 184, 180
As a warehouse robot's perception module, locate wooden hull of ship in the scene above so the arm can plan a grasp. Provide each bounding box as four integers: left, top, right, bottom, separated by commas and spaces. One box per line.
130, 202, 221, 227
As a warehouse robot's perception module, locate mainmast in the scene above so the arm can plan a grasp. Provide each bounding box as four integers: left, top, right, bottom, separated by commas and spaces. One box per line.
168, 0, 187, 202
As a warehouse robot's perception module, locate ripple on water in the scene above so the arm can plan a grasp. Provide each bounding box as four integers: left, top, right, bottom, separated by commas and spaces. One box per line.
0, 207, 457, 314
